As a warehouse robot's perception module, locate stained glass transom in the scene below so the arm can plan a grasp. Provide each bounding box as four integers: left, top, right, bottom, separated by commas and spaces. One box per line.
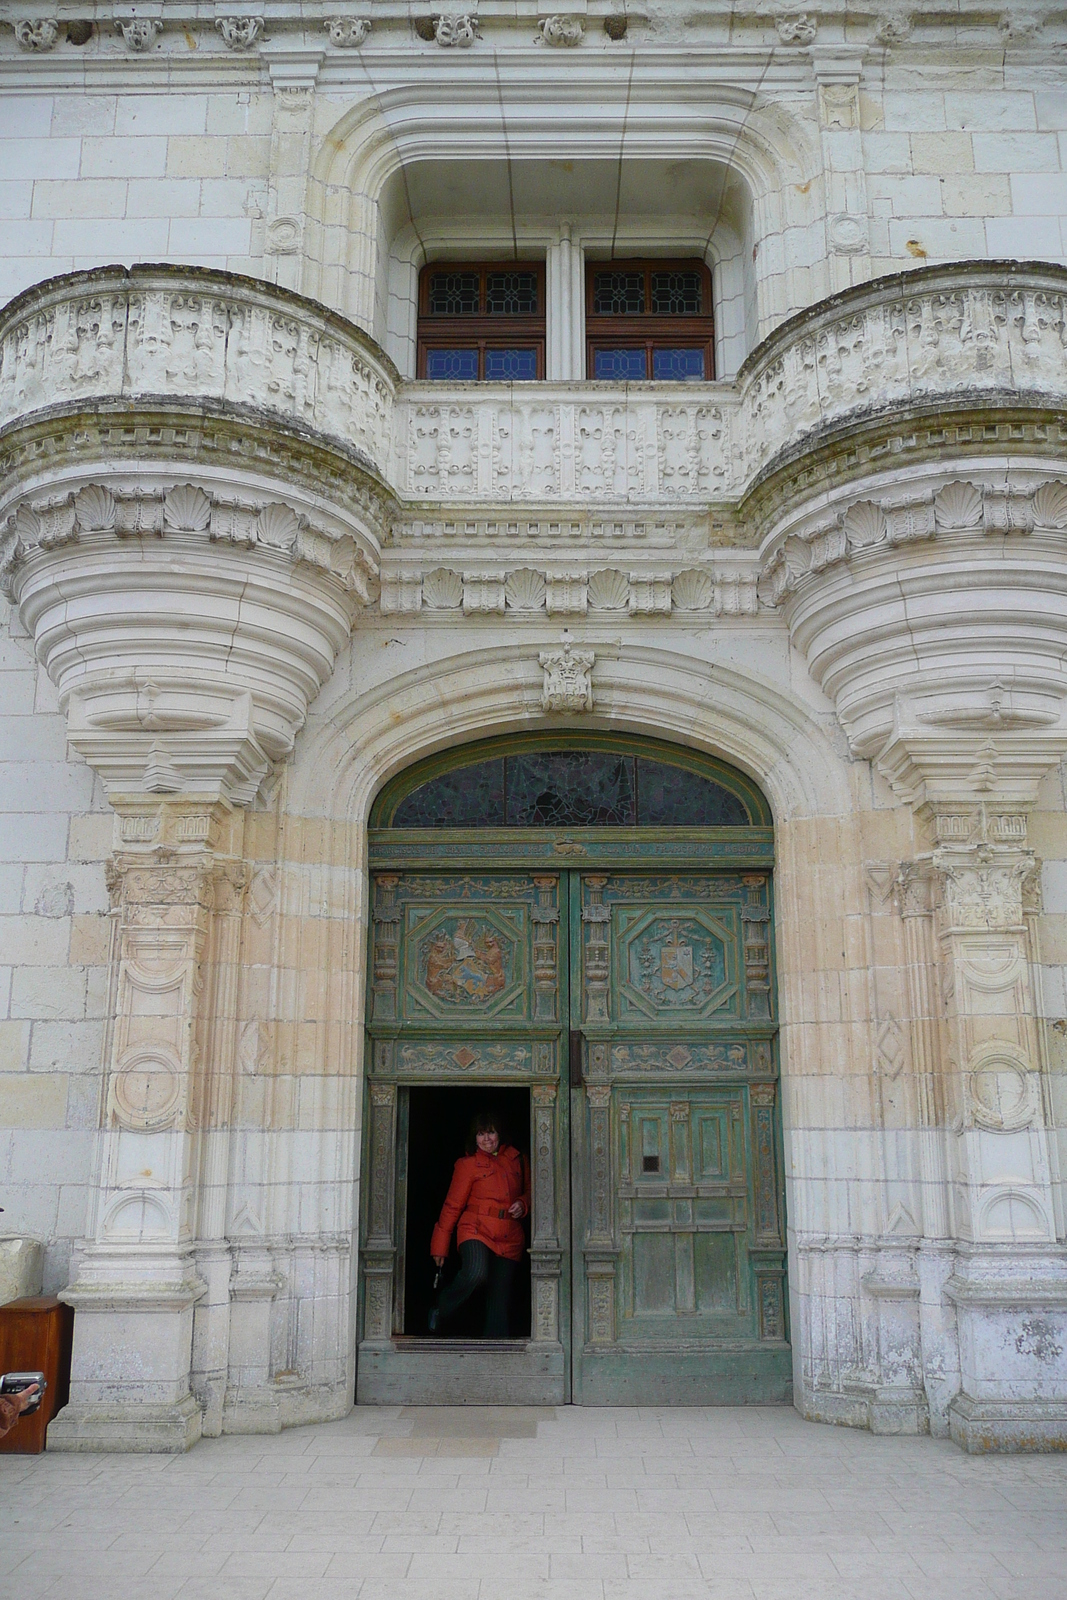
652, 347, 706, 380
651, 270, 703, 314
389, 752, 752, 828
486, 272, 538, 314
593, 271, 645, 315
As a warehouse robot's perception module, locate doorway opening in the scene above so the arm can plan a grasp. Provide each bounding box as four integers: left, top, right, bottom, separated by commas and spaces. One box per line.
358, 732, 785, 1407
402, 1085, 532, 1340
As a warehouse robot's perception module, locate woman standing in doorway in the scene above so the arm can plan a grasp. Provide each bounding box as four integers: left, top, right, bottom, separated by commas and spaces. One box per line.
429, 1108, 530, 1337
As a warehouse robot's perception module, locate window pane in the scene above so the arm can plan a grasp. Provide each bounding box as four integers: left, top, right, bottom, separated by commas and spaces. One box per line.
428, 272, 480, 314
425, 347, 479, 380
484, 347, 538, 381
506, 752, 636, 826
652, 346, 706, 380
593, 347, 647, 381
593, 270, 645, 314
636, 758, 749, 826
486, 271, 538, 314
392, 759, 505, 827
651, 270, 703, 315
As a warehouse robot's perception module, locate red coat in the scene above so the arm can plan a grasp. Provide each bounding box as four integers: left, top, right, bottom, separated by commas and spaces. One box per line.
430, 1144, 531, 1262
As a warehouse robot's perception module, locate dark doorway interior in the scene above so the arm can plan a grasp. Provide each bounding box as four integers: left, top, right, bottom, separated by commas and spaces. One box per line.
403, 1085, 532, 1339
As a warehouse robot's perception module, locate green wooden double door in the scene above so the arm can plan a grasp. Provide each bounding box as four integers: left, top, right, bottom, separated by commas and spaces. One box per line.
358, 856, 790, 1407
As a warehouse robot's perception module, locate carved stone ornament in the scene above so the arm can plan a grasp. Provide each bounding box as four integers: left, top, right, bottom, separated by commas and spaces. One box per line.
999, 10, 1041, 39
13, 18, 59, 49
828, 212, 870, 256
116, 18, 161, 51
433, 13, 480, 46
324, 16, 371, 47
538, 14, 585, 46
874, 9, 912, 44
215, 16, 264, 50
775, 13, 817, 44
539, 643, 594, 714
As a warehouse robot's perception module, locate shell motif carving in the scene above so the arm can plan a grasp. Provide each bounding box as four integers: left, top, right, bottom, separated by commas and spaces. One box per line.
257, 502, 302, 551
934, 479, 983, 531
587, 568, 630, 610
422, 567, 463, 610
672, 569, 715, 612
1031, 480, 1067, 531
842, 499, 888, 550
163, 484, 212, 533
74, 484, 117, 533
505, 568, 547, 611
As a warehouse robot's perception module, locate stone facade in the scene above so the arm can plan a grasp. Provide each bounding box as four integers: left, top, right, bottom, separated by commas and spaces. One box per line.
0, 1, 1066, 1453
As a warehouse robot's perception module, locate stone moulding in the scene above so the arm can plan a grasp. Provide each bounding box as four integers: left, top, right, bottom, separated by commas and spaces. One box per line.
0, 263, 399, 483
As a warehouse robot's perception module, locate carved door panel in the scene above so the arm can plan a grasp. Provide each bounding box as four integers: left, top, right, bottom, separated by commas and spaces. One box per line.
359, 869, 568, 1405
359, 864, 788, 1407
571, 871, 789, 1404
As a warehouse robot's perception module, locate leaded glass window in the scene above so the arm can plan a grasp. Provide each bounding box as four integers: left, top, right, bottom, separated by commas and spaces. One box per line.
386, 750, 753, 828
586, 258, 714, 381
651, 270, 703, 315
428, 272, 480, 315
418, 261, 545, 381
486, 271, 539, 315
593, 271, 646, 315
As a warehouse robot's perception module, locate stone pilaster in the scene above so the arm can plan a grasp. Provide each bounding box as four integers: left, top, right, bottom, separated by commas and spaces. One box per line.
49, 800, 248, 1452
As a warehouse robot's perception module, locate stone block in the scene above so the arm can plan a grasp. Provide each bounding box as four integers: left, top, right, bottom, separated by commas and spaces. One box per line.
0, 1070, 66, 1128
80, 134, 168, 179
0, 1236, 43, 1304
911, 131, 975, 173
114, 94, 208, 138
125, 177, 201, 218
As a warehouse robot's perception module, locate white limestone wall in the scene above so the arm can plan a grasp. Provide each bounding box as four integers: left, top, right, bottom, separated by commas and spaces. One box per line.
4, 46, 1067, 338
0, 600, 110, 1293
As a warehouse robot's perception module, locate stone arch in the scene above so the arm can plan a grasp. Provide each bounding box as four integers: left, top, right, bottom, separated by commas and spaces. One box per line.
301, 83, 823, 351
289, 642, 850, 824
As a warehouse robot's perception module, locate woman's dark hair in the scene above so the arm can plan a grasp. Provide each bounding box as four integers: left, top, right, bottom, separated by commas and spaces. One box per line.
466, 1106, 507, 1154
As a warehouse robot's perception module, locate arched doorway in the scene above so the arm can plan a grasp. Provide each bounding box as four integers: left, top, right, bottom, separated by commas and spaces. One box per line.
357, 733, 788, 1406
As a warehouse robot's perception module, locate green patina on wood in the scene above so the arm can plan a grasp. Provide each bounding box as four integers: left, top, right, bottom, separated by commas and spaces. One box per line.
358, 735, 789, 1408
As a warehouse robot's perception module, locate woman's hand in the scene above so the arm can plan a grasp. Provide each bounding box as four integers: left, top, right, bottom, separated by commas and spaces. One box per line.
507, 1200, 525, 1219
433, 1255, 446, 1268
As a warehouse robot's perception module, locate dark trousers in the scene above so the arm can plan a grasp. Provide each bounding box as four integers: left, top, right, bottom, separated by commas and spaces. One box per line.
434, 1240, 517, 1338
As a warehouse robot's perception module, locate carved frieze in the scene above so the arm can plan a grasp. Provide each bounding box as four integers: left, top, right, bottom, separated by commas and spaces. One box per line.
0, 266, 396, 480
216, 16, 264, 50
538, 14, 584, 46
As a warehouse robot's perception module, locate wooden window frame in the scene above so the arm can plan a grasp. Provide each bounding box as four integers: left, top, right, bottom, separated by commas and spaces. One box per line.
585, 257, 715, 381
417, 260, 546, 381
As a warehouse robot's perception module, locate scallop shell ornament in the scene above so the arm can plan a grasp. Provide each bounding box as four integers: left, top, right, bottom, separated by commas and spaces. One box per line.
1032, 480, 1067, 531
73, 484, 117, 533
505, 568, 547, 610
933, 480, 983, 531
671, 569, 715, 611
422, 568, 463, 609
163, 483, 212, 533
587, 568, 630, 610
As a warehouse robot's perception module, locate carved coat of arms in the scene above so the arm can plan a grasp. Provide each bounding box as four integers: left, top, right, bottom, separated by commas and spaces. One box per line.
660, 930, 694, 991
423, 919, 506, 1003
539, 642, 594, 713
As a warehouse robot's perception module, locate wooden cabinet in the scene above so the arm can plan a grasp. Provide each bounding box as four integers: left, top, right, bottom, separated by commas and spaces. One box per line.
0, 1295, 74, 1454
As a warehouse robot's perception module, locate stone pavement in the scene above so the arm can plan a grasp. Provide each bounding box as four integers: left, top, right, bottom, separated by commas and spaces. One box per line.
1, 1405, 1066, 1600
